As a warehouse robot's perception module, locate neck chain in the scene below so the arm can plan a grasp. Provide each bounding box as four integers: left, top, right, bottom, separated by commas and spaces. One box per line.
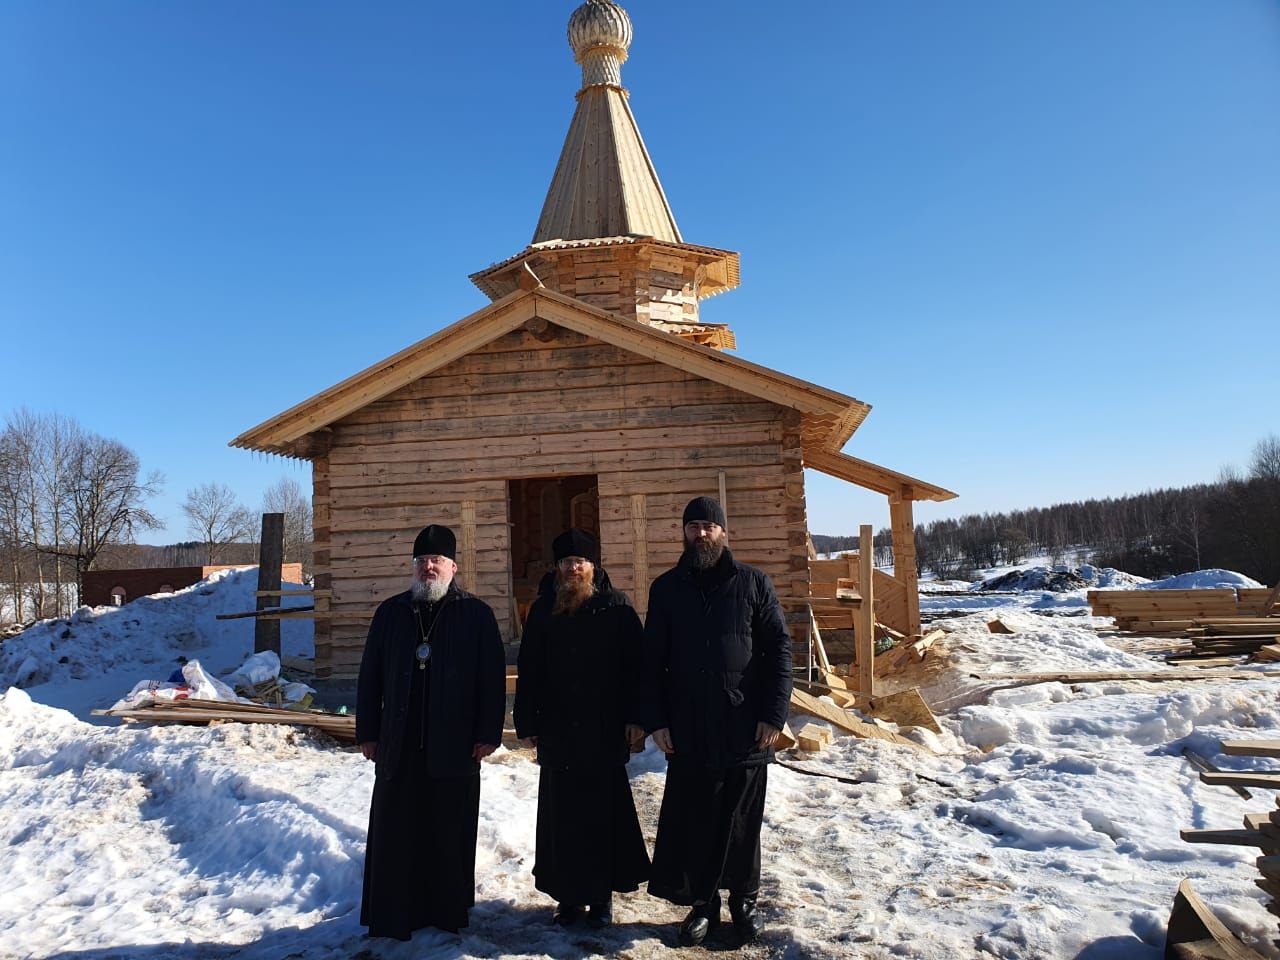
412, 594, 447, 671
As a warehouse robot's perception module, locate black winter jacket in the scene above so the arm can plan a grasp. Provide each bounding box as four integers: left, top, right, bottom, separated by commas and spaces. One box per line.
638, 548, 792, 769
355, 582, 506, 780
513, 567, 643, 770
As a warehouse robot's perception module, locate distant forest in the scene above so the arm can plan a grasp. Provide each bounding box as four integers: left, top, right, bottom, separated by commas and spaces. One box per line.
814, 435, 1280, 586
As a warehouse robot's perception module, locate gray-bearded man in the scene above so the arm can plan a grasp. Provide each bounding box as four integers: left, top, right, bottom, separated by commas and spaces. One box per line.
356, 524, 506, 940
638, 497, 793, 948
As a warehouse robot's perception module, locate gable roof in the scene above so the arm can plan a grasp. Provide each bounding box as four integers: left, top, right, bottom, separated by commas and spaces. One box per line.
229, 287, 870, 458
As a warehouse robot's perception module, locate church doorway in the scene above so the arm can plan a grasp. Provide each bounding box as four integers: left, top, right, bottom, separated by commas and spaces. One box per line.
507, 475, 599, 634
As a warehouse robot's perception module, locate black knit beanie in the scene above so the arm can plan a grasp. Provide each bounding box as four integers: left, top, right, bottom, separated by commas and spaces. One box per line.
682, 496, 726, 529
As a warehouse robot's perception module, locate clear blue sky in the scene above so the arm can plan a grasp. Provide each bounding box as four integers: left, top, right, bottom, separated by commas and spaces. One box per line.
3, 1, 1278, 541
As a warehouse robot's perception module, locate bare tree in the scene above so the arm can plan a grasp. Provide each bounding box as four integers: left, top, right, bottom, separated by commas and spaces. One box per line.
183, 482, 255, 565
1250, 434, 1280, 483
262, 476, 313, 575
63, 434, 163, 598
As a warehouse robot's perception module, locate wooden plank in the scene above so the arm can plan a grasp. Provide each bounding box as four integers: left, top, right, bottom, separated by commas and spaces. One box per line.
1263, 581, 1280, 617
1179, 828, 1278, 849
1199, 771, 1280, 790
1183, 748, 1253, 800
810, 609, 833, 674
1222, 740, 1280, 759
788, 689, 926, 752
972, 670, 1265, 685
1165, 878, 1266, 960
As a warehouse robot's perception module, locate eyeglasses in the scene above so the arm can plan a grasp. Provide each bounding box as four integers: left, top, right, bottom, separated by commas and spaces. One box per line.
413, 555, 449, 566
557, 557, 592, 569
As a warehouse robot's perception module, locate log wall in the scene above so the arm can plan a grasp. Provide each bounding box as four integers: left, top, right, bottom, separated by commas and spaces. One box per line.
312, 322, 808, 678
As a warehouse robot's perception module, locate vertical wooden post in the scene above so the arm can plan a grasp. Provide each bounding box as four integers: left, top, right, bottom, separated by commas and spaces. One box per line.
717, 471, 729, 535
856, 523, 876, 696
460, 500, 477, 592
890, 492, 921, 636
631, 493, 648, 613
255, 513, 284, 656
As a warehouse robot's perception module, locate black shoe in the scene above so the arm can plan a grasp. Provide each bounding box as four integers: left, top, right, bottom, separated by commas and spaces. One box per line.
585, 898, 613, 929
553, 903, 585, 926
728, 894, 764, 943
678, 895, 721, 947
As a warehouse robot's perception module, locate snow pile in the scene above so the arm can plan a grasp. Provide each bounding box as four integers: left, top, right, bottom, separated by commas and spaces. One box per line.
974, 565, 1149, 594
1141, 569, 1264, 591
0, 569, 314, 719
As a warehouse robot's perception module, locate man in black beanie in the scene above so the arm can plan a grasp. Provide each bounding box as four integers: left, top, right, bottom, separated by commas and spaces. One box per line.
356, 523, 506, 940
513, 529, 651, 928
637, 497, 792, 947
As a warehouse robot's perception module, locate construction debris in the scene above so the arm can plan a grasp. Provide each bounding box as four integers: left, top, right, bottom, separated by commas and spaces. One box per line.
94, 698, 356, 743
795, 723, 833, 752
986, 619, 1015, 635
789, 688, 928, 752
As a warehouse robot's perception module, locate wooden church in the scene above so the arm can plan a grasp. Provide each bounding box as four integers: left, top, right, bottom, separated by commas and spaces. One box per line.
231, 0, 955, 681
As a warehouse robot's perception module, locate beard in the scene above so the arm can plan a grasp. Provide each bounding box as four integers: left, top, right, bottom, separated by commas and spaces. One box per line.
553, 568, 595, 615
411, 574, 451, 604
684, 534, 726, 571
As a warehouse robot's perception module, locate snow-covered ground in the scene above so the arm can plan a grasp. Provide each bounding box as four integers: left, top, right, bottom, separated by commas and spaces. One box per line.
2, 570, 1278, 958
0, 568, 314, 721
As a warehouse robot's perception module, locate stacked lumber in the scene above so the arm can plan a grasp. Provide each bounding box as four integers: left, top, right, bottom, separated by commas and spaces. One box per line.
94, 698, 357, 743
1090, 588, 1280, 635
1174, 740, 1280, 954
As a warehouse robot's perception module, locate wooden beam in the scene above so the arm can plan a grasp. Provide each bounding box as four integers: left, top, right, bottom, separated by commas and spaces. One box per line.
889, 493, 920, 636
255, 513, 284, 656
631, 494, 648, 612
803, 448, 956, 503
856, 524, 875, 697
1199, 771, 1280, 790
460, 500, 477, 592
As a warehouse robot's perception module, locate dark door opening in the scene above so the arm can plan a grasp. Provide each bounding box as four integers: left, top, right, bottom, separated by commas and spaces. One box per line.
508, 475, 599, 632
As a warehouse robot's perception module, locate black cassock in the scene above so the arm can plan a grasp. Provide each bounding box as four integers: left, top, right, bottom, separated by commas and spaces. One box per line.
513, 568, 651, 907
638, 548, 792, 905
356, 582, 505, 940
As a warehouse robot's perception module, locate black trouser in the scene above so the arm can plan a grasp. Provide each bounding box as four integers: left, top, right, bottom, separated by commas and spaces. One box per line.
648, 760, 767, 906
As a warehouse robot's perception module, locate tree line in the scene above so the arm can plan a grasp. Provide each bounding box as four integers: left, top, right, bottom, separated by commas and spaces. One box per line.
1, 409, 312, 624
816, 435, 1280, 585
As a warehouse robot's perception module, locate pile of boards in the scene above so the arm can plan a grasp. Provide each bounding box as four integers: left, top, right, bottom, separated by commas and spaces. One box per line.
780, 681, 941, 756
1174, 739, 1280, 957
95, 698, 356, 743
1089, 587, 1278, 634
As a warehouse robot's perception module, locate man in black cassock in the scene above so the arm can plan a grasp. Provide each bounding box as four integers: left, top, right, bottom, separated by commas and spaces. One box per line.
356, 524, 506, 941
638, 497, 793, 948
513, 528, 651, 928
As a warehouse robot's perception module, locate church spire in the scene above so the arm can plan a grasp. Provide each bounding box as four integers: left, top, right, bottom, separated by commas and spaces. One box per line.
470, 1, 740, 350
533, 0, 681, 245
